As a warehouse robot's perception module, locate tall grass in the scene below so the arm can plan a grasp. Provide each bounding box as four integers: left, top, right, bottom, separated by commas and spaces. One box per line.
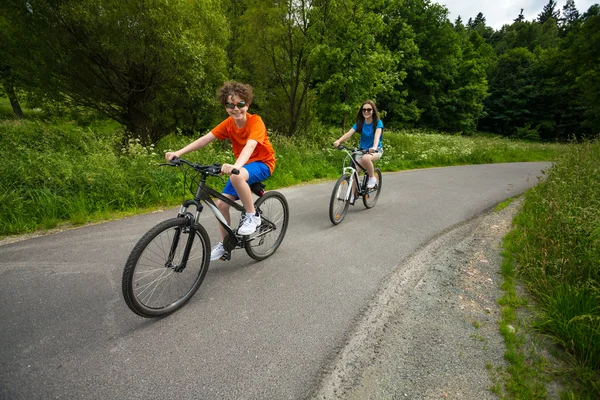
503, 140, 600, 397
0, 120, 181, 234
0, 120, 563, 236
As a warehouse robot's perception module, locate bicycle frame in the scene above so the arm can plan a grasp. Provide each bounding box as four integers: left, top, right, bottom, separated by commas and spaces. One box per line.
178, 171, 247, 240
339, 147, 369, 200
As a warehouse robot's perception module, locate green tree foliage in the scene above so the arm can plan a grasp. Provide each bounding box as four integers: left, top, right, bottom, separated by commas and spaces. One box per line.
2, 0, 598, 142
480, 48, 536, 136
561, 0, 580, 25
2, 0, 228, 143
514, 8, 525, 23
308, 0, 399, 131
235, 0, 314, 136
538, 0, 560, 24
375, 0, 422, 129
386, 0, 490, 133
561, 5, 600, 134
529, 46, 584, 140
0, 10, 24, 118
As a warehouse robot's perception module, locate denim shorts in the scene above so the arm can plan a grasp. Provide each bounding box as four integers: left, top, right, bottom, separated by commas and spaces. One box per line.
222, 161, 271, 199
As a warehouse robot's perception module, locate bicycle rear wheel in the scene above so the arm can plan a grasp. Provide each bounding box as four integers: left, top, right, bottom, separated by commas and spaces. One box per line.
245, 191, 289, 261
329, 174, 351, 225
122, 217, 210, 318
362, 168, 382, 209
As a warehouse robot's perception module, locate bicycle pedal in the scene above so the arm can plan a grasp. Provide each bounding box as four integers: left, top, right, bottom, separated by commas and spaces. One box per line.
219, 251, 231, 261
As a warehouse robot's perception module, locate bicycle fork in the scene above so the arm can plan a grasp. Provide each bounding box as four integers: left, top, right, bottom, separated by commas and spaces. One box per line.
342, 167, 356, 201
168, 213, 197, 272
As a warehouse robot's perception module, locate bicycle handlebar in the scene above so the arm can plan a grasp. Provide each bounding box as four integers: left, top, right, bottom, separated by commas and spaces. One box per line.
334, 144, 370, 154
161, 157, 240, 176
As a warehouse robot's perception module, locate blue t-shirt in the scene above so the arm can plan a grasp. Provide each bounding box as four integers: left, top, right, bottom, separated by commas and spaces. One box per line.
352, 119, 384, 150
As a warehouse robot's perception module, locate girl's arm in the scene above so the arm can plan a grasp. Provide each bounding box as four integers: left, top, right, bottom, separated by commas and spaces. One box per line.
165, 132, 217, 160
333, 128, 356, 147
370, 127, 383, 152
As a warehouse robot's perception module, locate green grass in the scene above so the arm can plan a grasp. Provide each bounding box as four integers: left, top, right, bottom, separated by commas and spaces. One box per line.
0, 119, 564, 237
0, 97, 43, 119
497, 140, 600, 399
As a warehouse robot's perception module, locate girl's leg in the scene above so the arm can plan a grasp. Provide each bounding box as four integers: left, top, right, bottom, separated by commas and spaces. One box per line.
358, 153, 381, 178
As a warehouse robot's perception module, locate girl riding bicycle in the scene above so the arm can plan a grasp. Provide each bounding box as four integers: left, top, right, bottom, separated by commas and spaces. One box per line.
333, 100, 383, 199
165, 81, 276, 261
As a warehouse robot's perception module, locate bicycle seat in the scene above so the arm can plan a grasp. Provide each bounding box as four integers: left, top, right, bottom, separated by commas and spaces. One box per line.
250, 182, 266, 196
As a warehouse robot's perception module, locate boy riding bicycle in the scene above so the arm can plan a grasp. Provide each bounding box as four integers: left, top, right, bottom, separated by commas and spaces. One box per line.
165, 81, 276, 261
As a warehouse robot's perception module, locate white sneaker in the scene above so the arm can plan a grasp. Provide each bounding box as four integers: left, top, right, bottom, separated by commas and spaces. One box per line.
210, 242, 226, 261
237, 213, 261, 235
367, 177, 377, 189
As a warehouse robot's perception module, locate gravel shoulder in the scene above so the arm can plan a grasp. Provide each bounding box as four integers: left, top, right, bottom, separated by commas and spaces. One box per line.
310, 199, 522, 400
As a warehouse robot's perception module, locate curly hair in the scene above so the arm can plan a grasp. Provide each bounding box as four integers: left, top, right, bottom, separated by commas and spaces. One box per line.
217, 81, 254, 106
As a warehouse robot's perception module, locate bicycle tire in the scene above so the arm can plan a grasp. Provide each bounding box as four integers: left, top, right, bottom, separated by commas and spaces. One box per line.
245, 191, 289, 261
362, 168, 382, 209
122, 217, 210, 318
329, 174, 351, 225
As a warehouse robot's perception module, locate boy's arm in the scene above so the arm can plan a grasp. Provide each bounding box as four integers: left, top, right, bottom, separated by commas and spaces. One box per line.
166, 132, 217, 160
221, 139, 258, 175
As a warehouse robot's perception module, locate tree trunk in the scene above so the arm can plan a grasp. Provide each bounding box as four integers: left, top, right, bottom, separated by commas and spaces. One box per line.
2, 82, 24, 119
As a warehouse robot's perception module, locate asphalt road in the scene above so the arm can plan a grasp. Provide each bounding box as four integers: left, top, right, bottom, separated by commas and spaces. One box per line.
0, 162, 551, 400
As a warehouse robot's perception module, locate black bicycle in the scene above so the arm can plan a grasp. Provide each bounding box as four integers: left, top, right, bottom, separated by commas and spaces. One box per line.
122, 157, 289, 318
329, 145, 382, 225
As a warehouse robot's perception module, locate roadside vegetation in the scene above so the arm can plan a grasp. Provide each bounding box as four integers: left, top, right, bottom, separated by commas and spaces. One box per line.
499, 140, 600, 399
0, 115, 563, 236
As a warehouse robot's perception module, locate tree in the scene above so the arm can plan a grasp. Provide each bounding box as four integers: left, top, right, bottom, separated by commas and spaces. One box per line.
468, 12, 486, 29
236, 0, 314, 136
562, 5, 600, 135
514, 8, 525, 23
562, 0, 580, 25
308, 0, 399, 131
3, 0, 229, 143
538, 0, 560, 24
0, 11, 24, 118
479, 48, 536, 136
446, 31, 493, 133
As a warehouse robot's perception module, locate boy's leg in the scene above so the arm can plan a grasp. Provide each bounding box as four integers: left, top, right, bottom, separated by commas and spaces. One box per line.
222, 162, 271, 235
229, 162, 271, 211
229, 169, 255, 214
215, 196, 235, 241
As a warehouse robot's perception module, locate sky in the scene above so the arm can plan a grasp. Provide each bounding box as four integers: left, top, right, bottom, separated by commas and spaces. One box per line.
439, 0, 598, 30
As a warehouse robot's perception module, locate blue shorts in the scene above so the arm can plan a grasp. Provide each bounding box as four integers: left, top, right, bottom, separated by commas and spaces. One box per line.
222, 161, 271, 199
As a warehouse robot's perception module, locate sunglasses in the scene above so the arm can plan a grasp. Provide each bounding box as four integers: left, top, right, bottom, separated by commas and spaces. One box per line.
362, 107, 373, 112
225, 101, 247, 110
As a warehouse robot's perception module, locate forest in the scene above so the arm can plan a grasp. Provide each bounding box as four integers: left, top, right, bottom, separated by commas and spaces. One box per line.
1, 0, 599, 143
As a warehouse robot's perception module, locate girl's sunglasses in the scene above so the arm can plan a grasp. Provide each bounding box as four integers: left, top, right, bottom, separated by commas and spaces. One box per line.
225, 101, 247, 109
362, 107, 373, 112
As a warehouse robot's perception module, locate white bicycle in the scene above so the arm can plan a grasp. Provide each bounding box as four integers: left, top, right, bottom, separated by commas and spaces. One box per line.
329, 145, 382, 225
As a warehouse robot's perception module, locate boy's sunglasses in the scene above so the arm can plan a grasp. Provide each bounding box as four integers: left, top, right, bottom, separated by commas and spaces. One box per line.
225, 101, 247, 109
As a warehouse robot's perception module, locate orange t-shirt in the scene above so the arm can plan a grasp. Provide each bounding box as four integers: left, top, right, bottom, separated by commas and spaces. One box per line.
211, 114, 276, 173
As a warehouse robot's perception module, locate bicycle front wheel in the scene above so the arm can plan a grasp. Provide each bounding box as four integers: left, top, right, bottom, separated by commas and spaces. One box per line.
245, 191, 289, 261
329, 174, 351, 225
122, 217, 210, 318
362, 168, 382, 209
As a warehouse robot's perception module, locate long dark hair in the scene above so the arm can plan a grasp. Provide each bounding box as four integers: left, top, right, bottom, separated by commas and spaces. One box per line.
355, 100, 379, 134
